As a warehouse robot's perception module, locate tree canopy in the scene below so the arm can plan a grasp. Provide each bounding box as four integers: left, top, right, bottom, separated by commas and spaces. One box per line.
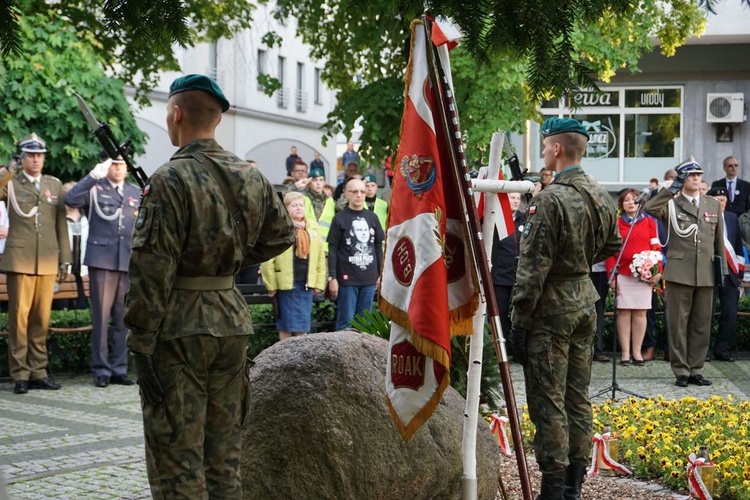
0, 11, 145, 181
0, 0, 745, 168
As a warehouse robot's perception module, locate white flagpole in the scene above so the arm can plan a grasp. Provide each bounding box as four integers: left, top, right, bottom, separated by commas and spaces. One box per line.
461, 132, 505, 500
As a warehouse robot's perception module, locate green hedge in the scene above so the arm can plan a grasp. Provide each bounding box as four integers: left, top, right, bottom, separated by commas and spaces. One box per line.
1, 294, 747, 379
601, 293, 750, 353
0, 303, 337, 378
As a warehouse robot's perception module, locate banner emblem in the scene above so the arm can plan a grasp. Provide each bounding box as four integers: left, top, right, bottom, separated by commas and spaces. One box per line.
400, 154, 437, 198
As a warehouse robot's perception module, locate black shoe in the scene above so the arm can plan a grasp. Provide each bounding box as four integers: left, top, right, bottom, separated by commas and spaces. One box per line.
688, 375, 712, 386
13, 380, 28, 394
714, 354, 735, 362
593, 353, 610, 362
110, 374, 135, 386
28, 377, 62, 390
675, 376, 689, 387
95, 375, 110, 388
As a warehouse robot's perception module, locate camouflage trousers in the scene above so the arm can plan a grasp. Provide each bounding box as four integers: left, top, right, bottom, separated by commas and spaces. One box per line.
141, 334, 249, 499
523, 306, 596, 475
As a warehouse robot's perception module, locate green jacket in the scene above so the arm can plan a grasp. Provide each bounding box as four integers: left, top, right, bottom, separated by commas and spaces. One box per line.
511, 166, 621, 330
124, 139, 294, 355
260, 217, 327, 291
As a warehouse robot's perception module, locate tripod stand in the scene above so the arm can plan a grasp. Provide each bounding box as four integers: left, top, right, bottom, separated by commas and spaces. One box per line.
591, 197, 647, 401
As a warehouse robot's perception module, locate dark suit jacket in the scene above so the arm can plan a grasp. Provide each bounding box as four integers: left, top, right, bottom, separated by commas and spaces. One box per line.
491, 213, 525, 286
722, 210, 743, 287
0, 171, 71, 275
711, 177, 750, 217
64, 175, 141, 272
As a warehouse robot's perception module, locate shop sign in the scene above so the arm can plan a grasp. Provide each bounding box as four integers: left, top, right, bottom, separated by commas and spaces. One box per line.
571, 91, 618, 107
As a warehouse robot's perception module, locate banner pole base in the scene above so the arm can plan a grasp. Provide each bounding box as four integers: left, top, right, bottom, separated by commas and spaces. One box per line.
461, 476, 478, 500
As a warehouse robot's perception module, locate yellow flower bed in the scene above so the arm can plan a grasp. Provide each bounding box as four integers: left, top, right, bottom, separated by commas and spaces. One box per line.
521, 396, 750, 499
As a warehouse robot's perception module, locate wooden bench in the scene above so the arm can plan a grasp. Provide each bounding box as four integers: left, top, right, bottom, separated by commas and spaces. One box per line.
0, 273, 92, 337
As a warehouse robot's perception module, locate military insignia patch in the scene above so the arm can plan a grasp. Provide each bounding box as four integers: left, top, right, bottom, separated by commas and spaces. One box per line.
528, 205, 537, 215
135, 207, 147, 230
523, 221, 533, 238
143, 184, 151, 197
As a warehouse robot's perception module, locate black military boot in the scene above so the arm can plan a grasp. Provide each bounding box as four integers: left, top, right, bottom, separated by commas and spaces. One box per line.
563, 463, 587, 500
536, 471, 566, 500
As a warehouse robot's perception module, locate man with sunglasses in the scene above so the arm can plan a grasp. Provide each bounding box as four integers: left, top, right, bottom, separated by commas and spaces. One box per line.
711, 156, 750, 217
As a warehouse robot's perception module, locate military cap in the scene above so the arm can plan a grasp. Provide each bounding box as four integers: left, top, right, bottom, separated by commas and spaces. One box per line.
363, 173, 377, 183
675, 158, 703, 176
707, 186, 726, 198
169, 74, 230, 112
541, 117, 589, 139
17, 133, 47, 153
308, 168, 325, 179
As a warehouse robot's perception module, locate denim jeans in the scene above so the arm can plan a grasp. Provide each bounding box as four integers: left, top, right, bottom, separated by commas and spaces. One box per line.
336, 285, 376, 330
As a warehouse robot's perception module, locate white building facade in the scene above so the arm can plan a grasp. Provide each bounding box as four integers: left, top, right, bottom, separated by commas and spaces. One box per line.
131, 5, 338, 187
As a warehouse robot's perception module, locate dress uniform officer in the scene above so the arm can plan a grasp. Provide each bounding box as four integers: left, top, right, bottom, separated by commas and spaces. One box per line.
644, 159, 726, 387
124, 74, 294, 498
65, 157, 140, 388
510, 117, 621, 500
0, 133, 72, 394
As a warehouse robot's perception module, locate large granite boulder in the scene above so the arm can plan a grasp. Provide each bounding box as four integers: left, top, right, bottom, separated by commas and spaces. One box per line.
241, 331, 501, 499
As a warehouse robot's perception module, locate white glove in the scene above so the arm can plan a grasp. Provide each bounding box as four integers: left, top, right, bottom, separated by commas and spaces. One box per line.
90, 159, 112, 180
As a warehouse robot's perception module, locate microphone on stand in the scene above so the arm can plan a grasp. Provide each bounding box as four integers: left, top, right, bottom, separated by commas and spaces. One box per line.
635, 188, 651, 204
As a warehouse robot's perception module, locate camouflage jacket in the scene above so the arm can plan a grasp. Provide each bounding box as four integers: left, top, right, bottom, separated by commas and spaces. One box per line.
511, 166, 621, 330
125, 139, 294, 354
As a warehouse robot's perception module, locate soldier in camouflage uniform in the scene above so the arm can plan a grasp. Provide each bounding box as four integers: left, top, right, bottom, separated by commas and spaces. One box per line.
124, 74, 294, 499
510, 118, 621, 500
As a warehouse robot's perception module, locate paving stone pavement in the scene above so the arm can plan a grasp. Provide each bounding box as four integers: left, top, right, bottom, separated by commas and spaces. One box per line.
0, 355, 747, 499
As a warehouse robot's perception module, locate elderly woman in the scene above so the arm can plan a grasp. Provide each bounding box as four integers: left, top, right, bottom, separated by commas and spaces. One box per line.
606, 188, 663, 365
261, 191, 327, 341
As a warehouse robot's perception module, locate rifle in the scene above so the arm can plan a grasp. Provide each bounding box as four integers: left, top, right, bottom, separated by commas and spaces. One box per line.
505, 144, 534, 205
75, 94, 149, 189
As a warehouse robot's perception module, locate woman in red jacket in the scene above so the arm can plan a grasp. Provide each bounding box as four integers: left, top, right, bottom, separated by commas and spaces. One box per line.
606, 189, 663, 365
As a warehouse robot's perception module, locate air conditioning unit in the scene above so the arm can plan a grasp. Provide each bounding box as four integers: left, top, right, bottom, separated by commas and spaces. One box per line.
706, 93, 745, 123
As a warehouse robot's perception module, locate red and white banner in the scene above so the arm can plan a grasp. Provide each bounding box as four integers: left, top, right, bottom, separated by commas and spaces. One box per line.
723, 214, 744, 276
381, 19, 477, 441
587, 432, 632, 477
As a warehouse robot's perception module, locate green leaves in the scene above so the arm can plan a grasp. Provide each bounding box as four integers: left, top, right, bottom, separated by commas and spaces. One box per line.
0, 11, 144, 181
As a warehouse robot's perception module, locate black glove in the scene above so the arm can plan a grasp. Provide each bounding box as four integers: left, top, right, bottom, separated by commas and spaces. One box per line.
509, 325, 528, 365
132, 352, 165, 405
667, 170, 687, 195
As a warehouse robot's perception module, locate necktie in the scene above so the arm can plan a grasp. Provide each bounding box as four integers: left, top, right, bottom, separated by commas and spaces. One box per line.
34, 180, 40, 191
729, 181, 734, 203
692, 198, 698, 209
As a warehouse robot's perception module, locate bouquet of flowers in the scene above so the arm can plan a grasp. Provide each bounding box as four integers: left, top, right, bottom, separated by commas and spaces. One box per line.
629, 250, 662, 283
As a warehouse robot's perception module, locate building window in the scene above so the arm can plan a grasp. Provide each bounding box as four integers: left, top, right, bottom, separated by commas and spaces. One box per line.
540, 86, 683, 186
277, 56, 288, 108
296, 62, 307, 112
257, 49, 267, 91
314, 68, 322, 105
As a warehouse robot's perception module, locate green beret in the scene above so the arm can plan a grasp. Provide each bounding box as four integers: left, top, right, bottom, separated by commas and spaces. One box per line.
308, 168, 325, 179
169, 74, 230, 112
363, 173, 377, 183
541, 117, 589, 139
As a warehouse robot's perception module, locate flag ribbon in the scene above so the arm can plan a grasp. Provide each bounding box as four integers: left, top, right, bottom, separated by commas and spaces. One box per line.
686, 453, 714, 500
489, 415, 514, 457
587, 433, 632, 477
